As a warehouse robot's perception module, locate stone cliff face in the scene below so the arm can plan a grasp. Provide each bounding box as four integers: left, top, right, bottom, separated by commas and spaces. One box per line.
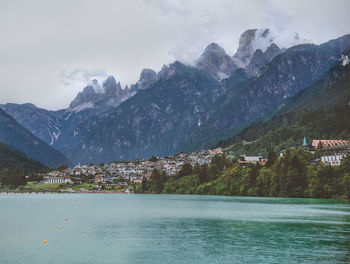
230, 29, 285, 77
232, 29, 275, 68
129, 68, 161, 93
195, 29, 282, 80
246, 43, 281, 76
233, 29, 259, 68
67, 62, 221, 164
184, 35, 350, 150
264, 43, 281, 61
219, 56, 350, 150
69, 76, 128, 111
196, 43, 237, 80
137, 69, 158, 90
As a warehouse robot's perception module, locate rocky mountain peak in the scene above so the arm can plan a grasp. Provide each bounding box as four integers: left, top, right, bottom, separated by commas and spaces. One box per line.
196, 42, 237, 80
69, 85, 96, 109
233, 28, 275, 68
158, 61, 185, 80
231, 29, 283, 76
194, 30, 284, 79
138, 68, 158, 90
265, 43, 280, 56
233, 29, 258, 68
82, 85, 96, 95
245, 42, 282, 76
69, 75, 129, 110
202, 43, 227, 55
140, 68, 157, 81
130, 68, 158, 92
89, 79, 103, 93
102, 75, 122, 97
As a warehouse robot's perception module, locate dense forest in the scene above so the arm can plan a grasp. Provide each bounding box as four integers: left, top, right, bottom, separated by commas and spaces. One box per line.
135, 151, 350, 200
215, 63, 350, 157
0, 142, 46, 188
222, 105, 350, 157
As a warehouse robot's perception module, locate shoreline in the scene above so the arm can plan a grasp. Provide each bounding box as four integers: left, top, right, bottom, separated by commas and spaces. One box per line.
0, 190, 347, 201
0, 190, 131, 194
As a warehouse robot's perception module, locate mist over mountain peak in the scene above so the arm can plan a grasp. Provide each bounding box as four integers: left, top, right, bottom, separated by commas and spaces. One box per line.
197, 42, 237, 80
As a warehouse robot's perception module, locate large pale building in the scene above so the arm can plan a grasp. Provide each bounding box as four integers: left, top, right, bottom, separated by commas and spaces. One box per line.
312, 139, 350, 166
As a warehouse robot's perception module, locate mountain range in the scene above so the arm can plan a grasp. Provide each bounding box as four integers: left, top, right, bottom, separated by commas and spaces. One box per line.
1, 29, 349, 166
217, 47, 350, 155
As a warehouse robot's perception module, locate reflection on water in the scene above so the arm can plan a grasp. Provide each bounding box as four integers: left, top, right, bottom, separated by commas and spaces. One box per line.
0, 194, 349, 264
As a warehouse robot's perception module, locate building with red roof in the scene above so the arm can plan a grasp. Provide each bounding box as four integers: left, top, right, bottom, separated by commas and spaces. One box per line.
311, 139, 350, 166
312, 140, 349, 148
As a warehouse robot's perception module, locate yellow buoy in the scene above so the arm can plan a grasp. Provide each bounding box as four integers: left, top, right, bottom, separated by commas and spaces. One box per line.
43, 240, 47, 244
57, 226, 61, 229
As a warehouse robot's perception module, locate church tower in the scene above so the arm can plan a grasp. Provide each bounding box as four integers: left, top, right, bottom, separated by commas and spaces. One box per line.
302, 137, 307, 147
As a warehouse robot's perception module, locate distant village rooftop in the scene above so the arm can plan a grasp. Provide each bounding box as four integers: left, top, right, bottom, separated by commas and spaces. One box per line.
312, 140, 349, 148
302, 138, 350, 166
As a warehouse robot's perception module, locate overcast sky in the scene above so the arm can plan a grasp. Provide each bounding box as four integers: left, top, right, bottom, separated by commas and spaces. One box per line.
1, 0, 349, 110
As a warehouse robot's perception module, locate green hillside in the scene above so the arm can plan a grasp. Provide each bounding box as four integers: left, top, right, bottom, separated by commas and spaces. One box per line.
0, 141, 46, 188
0, 141, 46, 172
217, 62, 350, 157
0, 108, 72, 168
136, 152, 350, 199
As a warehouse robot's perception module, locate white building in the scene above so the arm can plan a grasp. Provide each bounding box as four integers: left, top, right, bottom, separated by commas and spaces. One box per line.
244, 156, 265, 162
313, 139, 350, 166
47, 177, 72, 184
321, 154, 344, 166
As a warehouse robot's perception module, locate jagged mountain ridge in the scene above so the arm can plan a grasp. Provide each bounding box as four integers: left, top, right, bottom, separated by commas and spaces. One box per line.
1, 75, 133, 151
0, 65, 170, 151
65, 34, 350, 163
67, 62, 222, 163
196, 28, 285, 80
184, 34, 350, 151
217, 50, 350, 156
1, 31, 350, 165
69, 76, 130, 110
0, 28, 288, 150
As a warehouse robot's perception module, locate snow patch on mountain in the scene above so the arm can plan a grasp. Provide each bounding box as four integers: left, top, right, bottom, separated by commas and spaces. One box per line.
47, 117, 61, 145
52, 131, 61, 141
70, 101, 94, 113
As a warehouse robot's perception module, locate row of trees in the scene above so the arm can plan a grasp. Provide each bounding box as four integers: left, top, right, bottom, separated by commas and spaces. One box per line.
136, 149, 350, 199
0, 168, 26, 188
218, 105, 350, 158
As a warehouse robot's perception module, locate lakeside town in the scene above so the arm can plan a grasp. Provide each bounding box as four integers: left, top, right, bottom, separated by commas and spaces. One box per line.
5, 138, 346, 194
26, 147, 223, 193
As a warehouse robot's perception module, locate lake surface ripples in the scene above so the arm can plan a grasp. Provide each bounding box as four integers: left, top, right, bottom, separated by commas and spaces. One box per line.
0, 194, 349, 263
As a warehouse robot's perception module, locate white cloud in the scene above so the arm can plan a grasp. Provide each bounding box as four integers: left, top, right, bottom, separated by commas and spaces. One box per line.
0, 0, 349, 110
59, 68, 108, 93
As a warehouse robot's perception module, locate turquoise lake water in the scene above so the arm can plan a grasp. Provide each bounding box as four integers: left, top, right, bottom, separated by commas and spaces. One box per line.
0, 194, 349, 264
